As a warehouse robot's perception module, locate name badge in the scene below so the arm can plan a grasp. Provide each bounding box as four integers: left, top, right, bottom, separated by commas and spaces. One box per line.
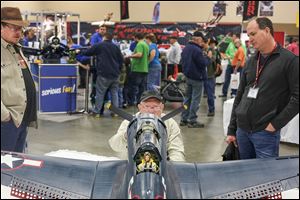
247, 87, 259, 99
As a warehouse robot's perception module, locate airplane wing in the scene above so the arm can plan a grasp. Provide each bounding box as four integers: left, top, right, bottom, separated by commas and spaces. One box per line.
167, 155, 299, 199
1, 151, 127, 199
2, 151, 298, 199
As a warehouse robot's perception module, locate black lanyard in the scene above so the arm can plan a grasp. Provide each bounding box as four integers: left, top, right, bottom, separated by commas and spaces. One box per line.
253, 43, 277, 88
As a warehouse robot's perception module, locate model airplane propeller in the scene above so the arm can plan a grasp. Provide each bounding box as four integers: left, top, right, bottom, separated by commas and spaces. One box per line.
21, 24, 88, 63
1, 105, 299, 199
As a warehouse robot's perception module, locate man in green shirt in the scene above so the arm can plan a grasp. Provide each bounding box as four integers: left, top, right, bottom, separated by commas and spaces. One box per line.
127, 33, 150, 105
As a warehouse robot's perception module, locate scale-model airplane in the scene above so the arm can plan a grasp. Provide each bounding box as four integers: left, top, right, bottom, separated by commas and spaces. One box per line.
1, 105, 299, 199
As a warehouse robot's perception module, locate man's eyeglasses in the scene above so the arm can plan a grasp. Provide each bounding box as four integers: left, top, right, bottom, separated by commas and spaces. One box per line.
140, 102, 162, 111
5, 24, 24, 32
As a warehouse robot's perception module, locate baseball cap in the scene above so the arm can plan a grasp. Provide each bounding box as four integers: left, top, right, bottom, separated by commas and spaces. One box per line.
193, 31, 207, 42
139, 90, 164, 104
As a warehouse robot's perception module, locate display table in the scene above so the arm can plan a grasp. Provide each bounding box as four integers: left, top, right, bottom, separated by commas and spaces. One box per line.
31, 63, 78, 113
223, 98, 299, 144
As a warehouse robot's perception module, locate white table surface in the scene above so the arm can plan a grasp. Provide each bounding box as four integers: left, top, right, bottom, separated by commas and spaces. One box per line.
223, 98, 299, 144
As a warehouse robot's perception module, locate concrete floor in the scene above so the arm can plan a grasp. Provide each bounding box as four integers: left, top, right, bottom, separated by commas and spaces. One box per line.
27, 85, 299, 163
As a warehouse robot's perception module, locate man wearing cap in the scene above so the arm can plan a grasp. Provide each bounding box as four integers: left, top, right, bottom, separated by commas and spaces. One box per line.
180, 31, 211, 128
109, 90, 185, 161
1, 7, 37, 152
203, 37, 221, 117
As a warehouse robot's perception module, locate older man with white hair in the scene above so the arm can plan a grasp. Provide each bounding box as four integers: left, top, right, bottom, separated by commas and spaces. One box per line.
109, 90, 185, 161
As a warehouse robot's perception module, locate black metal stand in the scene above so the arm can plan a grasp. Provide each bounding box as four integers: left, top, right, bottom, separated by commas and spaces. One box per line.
68, 68, 90, 115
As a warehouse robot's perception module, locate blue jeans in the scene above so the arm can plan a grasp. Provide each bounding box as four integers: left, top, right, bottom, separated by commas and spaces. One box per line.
1, 119, 28, 152
118, 86, 124, 108
127, 72, 148, 105
147, 65, 161, 91
222, 64, 233, 96
204, 77, 216, 113
99, 90, 111, 114
94, 75, 119, 113
181, 78, 203, 123
236, 128, 280, 159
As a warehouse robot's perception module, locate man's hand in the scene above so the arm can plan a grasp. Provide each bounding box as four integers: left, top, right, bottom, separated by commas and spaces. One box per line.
77, 62, 90, 70
207, 50, 213, 59
233, 68, 238, 74
130, 52, 142, 59
203, 43, 209, 51
3, 114, 11, 122
226, 135, 236, 144
265, 123, 276, 132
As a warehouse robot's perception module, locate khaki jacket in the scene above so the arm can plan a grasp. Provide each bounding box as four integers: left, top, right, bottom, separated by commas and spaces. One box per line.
109, 113, 185, 162
1, 38, 37, 128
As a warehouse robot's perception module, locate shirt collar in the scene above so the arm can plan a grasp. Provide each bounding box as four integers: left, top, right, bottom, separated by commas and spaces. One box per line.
255, 42, 281, 59
189, 41, 201, 48
1, 38, 22, 49
1, 37, 11, 49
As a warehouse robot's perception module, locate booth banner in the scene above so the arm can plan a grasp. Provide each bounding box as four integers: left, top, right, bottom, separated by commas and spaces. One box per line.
213, 2, 227, 16
40, 78, 77, 113
236, 1, 244, 16
38, 64, 78, 113
70, 22, 242, 45
113, 22, 196, 44
296, 12, 299, 28
113, 23, 242, 44
259, 1, 273, 17
243, 1, 259, 21
152, 2, 160, 24
273, 32, 285, 47
120, 1, 129, 20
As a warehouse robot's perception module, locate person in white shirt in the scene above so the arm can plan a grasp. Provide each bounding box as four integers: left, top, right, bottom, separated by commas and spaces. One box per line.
166, 36, 182, 78
109, 90, 185, 161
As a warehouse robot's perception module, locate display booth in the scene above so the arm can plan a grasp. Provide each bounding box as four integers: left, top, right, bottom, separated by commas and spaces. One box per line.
23, 11, 81, 47
223, 98, 299, 144
31, 63, 78, 113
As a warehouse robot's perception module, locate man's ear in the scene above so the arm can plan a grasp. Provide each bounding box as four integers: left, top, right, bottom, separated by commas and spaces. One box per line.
138, 104, 142, 111
160, 103, 164, 110
265, 27, 271, 36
